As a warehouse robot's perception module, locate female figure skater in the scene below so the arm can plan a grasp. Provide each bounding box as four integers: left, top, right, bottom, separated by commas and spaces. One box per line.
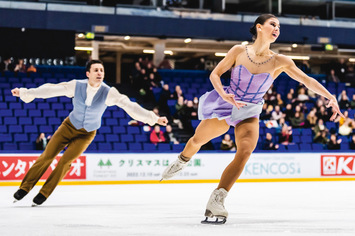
161, 14, 344, 224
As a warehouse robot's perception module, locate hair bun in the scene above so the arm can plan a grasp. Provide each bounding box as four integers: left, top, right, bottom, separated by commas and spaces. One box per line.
249, 25, 256, 36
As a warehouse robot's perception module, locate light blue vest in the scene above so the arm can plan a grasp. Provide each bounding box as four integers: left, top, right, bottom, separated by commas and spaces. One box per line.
69, 79, 110, 132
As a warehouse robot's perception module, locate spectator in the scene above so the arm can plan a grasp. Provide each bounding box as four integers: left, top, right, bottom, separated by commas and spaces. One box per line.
327, 133, 341, 150
328, 69, 340, 83
316, 105, 330, 122
139, 69, 155, 103
262, 133, 279, 150
172, 85, 184, 100
152, 67, 162, 85
271, 105, 283, 122
349, 134, 355, 150
158, 84, 172, 117
193, 96, 199, 110
350, 94, 355, 109
285, 88, 295, 104
278, 124, 293, 145
276, 93, 284, 107
220, 134, 236, 151
35, 133, 50, 150
14, 59, 27, 73
313, 119, 328, 142
0, 57, 14, 72
175, 96, 185, 113
335, 58, 347, 82
297, 87, 309, 102
145, 62, 154, 75
290, 111, 305, 128
163, 124, 179, 144
195, 57, 205, 70
27, 64, 37, 73
314, 130, 328, 144
283, 103, 294, 122
336, 110, 349, 127
260, 103, 272, 120
338, 92, 350, 110
338, 115, 355, 136
345, 64, 355, 84
298, 60, 311, 73
306, 108, 318, 127
179, 100, 197, 134
264, 84, 277, 106
150, 125, 166, 144
131, 62, 141, 88
148, 73, 159, 89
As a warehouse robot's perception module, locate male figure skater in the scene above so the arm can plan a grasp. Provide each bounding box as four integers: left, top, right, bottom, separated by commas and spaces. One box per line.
11, 60, 168, 206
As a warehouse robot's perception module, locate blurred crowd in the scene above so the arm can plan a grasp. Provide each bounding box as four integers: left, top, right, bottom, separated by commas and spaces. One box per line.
129, 57, 355, 151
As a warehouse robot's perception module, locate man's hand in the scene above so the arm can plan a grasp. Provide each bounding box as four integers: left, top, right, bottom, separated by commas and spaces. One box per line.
157, 117, 168, 126
11, 88, 20, 97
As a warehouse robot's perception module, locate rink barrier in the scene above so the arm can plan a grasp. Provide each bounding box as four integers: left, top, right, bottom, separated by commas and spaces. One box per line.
1, 177, 355, 187
1, 153, 355, 185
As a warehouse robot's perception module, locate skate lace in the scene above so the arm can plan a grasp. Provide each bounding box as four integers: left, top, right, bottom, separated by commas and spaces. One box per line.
168, 160, 186, 174
214, 192, 226, 206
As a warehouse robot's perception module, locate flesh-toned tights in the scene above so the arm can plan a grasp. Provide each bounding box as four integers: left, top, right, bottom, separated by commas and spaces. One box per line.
181, 117, 259, 191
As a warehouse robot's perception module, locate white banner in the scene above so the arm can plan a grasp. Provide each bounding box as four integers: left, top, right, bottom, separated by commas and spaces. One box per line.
85, 153, 322, 181
2, 153, 354, 183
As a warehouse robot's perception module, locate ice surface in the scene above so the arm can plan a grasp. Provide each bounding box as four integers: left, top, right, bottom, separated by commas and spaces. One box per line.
1, 181, 354, 236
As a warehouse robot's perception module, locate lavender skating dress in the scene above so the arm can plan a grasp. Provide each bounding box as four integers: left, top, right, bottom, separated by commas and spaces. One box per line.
198, 64, 274, 126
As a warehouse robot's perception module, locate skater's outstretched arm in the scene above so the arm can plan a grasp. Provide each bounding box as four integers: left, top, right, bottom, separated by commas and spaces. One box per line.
106, 87, 168, 126
277, 55, 344, 121
11, 80, 76, 103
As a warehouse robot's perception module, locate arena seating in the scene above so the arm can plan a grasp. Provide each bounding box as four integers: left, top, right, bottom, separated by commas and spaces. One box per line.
0, 66, 354, 152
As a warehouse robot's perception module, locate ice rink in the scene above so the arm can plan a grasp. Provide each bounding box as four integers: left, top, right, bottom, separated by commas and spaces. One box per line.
0, 181, 354, 236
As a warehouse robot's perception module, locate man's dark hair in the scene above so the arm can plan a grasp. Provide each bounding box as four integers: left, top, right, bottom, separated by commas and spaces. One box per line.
86, 60, 103, 72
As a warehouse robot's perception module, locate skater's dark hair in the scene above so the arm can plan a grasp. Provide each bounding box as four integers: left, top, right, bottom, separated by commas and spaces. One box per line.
250, 14, 277, 41
86, 59, 103, 72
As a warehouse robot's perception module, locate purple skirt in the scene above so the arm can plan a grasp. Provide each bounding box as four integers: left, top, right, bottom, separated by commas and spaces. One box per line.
198, 88, 262, 127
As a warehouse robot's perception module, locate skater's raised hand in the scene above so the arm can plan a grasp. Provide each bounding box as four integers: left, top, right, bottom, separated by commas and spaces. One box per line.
11, 88, 20, 97
326, 97, 345, 121
157, 116, 168, 126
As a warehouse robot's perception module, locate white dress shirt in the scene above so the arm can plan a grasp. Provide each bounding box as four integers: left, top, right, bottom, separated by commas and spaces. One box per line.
19, 80, 159, 126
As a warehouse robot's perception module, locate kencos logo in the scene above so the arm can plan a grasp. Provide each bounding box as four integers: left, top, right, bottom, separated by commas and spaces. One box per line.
244, 162, 301, 176
321, 155, 355, 176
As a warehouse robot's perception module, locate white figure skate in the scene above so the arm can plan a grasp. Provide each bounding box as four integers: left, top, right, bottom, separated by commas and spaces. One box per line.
161, 154, 189, 181
201, 188, 228, 224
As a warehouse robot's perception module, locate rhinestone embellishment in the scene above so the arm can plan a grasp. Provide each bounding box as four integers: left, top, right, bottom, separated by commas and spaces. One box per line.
246, 45, 275, 66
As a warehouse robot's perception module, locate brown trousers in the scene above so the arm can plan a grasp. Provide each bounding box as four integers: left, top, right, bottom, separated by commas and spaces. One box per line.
20, 117, 96, 198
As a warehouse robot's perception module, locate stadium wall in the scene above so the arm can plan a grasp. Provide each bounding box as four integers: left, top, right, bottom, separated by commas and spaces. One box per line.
1, 5, 355, 46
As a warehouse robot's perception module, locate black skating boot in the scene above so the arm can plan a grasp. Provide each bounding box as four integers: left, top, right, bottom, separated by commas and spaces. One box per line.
13, 189, 28, 203
32, 193, 47, 207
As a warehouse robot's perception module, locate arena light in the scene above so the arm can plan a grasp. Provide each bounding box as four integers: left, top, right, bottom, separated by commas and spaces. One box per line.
164, 50, 173, 55
143, 49, 174, 55
77, 33, 85, 38
287, 55, 310, 60
143, 49, 155, 54
292, 43, 298, 48
124, 36, 131, 40
241, 41, 249, 45
184, 38, 192, 43
74, 46, 93, 51
215, 52, 227, 57
349, 58, 355, 62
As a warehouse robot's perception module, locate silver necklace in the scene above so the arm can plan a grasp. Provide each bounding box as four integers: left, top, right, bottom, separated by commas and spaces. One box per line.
246, 46, 275, 66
